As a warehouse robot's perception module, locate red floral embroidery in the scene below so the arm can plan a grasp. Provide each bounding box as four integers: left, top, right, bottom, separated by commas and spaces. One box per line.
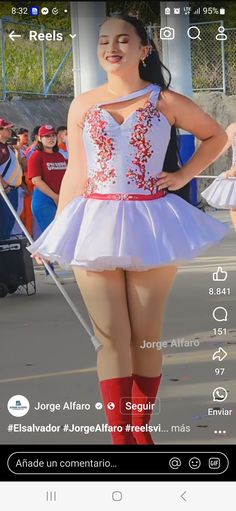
126, 101, 161, 194
82, 107, 117, 195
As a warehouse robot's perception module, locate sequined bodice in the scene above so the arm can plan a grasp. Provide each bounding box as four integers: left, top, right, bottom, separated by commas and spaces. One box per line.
82, 84, 171, 196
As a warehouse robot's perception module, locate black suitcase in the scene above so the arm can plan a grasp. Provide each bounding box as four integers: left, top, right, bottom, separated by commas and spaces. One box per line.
0, 236, 36, 297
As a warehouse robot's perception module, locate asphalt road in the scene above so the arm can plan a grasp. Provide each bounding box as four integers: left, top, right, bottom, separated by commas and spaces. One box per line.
1, 210, 235, 445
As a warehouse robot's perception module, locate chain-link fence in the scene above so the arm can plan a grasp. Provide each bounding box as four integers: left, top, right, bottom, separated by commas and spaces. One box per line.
0, 18, 236, 98
149, 21, 236, 95
224, 27, 236, 95
0, 18, 73, 99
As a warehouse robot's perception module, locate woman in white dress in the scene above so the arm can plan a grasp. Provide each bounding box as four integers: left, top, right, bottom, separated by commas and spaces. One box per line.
27, 14, 230, 445
201, 123, 236, 229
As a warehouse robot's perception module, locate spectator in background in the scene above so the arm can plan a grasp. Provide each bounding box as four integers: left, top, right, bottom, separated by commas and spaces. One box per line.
16, 128, 33, 236
0, 118, 22, 238
56, 126, 68, 152
28, 124, 67, 282
17, 127, 29, 156
25, 125, 40, 160
24, 126, 41, 238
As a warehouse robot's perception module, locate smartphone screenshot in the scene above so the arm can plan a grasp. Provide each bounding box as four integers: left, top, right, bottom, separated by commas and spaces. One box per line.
0, 1, 235, 509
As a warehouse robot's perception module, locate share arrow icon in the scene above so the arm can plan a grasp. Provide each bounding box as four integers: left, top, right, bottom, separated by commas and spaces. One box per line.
212, 347, 228, 362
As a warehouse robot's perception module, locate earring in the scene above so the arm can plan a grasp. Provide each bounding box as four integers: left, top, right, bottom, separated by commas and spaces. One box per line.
141, 59, 146, 67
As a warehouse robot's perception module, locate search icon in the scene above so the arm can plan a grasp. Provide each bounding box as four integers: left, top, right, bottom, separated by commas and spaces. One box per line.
187, 26, 201, 40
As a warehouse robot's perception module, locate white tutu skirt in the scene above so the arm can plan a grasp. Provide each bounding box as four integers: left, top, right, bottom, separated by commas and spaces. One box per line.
26, 194, 230, 271
201, 171, 236, 209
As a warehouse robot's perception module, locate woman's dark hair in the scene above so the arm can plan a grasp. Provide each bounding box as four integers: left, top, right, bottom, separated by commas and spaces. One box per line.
17, 127, 29, 135
31, 125, 41, 142
56, 125, 67, 133
102, 14, 190, 202
36, 140, 59, 152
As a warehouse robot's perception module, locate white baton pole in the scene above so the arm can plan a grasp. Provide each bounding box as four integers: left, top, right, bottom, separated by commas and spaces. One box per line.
196, 175, 236, 179
0, 183, 102, 351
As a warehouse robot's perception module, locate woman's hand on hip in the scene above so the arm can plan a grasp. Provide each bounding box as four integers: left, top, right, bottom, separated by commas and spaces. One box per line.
225, 166, 236, 178
158, 170, 188, 191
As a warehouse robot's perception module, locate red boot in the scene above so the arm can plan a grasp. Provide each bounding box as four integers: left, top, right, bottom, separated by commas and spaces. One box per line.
132, 373, 162, 444
99, 376, 137, 444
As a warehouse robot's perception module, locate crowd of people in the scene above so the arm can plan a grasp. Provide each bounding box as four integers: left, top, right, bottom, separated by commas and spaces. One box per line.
0, 119, 68, 281
0, 123, 67, 227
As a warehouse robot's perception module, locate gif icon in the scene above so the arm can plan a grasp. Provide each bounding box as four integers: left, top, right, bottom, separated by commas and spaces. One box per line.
209, 457, 221, 470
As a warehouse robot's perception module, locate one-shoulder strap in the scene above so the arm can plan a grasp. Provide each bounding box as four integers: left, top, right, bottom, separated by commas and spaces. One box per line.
97, 83, 158, 106
149, 84, 162, 105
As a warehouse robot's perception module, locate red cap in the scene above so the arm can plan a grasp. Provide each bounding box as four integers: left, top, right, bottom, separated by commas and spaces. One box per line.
38, 125, 56, 137
0, 118, 14, 129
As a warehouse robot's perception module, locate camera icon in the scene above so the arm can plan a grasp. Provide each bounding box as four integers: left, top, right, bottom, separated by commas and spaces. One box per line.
160, 27, 175, 40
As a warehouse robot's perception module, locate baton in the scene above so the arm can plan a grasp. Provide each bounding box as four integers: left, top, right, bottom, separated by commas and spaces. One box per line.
196, 175, 236, 179
0, 183, 103, 352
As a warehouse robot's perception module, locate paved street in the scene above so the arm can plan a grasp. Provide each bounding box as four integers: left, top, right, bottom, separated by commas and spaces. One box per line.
1, 210, 235, 445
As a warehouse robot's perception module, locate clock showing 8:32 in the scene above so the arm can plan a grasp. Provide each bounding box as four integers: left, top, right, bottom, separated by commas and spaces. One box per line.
11, 7, 29, 15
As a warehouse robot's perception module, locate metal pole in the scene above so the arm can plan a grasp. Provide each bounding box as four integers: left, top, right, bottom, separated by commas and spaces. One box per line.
0, 19, 7, 100
45, 46, 72, 96
220, 20, 226, 94
0, 184, 102, 352
70, 2, 106, 95
70, 2, 81, 96
41, 24, 47, 97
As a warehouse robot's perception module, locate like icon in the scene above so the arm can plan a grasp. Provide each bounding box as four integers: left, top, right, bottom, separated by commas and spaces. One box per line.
212, 267, 228, 281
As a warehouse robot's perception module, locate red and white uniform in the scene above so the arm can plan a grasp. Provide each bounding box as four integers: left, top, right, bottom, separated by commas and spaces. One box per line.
27, 84, 229, 270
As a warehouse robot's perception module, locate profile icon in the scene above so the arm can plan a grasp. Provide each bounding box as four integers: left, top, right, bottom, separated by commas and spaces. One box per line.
216, 26, 227, 41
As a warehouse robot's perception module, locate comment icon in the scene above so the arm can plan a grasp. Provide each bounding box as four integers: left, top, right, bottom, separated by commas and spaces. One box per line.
212, 307, 228, 322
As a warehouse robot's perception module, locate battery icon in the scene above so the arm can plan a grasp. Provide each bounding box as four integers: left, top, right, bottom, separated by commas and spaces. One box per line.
220, 8, 225, 15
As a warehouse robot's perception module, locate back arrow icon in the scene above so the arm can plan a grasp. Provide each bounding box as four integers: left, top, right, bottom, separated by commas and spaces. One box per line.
181, 491, 187, 501
9, 30, 21, 41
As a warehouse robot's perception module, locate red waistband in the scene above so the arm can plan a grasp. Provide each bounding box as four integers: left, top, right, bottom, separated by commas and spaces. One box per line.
82, 191, 167, 201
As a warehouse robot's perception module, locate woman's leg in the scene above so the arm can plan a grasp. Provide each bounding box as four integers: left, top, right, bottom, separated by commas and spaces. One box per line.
125, 265, 178, 444
72, 267, 136, 444
230, 208, 236, 230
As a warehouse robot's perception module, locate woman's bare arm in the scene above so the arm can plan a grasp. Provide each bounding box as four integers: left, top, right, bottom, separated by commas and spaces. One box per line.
56, 95, 89, 216
32, 176, 59, 202
157, 91, 228, 190
212, 122, 236, 160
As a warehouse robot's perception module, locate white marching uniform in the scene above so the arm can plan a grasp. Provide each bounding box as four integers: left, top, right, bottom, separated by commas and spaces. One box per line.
27, 84, 229, 271
201, 132, 236, 209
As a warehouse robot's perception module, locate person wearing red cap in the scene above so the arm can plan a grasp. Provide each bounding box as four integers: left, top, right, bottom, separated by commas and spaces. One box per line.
0, 118, 22, 238
28, 125, 67, 281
